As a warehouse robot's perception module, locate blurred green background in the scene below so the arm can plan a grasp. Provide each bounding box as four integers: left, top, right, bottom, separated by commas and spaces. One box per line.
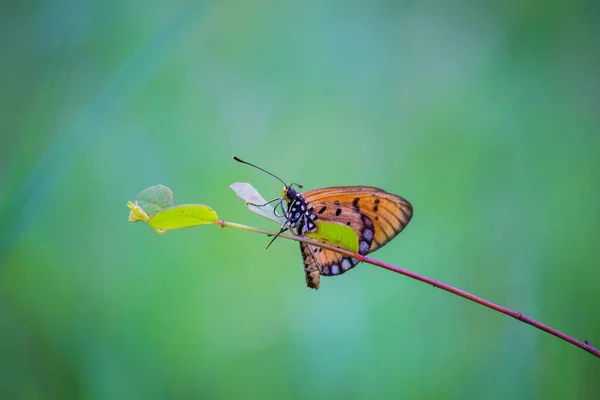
1, 0, 599, 398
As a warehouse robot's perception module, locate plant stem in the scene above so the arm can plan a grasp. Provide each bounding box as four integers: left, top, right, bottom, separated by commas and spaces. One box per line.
216, 219, 600, 359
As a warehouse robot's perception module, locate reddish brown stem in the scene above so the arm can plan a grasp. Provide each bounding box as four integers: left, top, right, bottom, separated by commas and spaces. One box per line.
362, 254, 600, 358
217, 220, 600, 359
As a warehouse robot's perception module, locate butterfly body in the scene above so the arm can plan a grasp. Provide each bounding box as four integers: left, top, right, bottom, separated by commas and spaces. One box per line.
281, 187, 318, 234
282, 186, 413, 289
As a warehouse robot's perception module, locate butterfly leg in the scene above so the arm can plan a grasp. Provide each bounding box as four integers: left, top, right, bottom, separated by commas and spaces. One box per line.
274, 198, 287, 218
247, 197, 288, 220
264, 219, 290, 250
247, 197, 281, 208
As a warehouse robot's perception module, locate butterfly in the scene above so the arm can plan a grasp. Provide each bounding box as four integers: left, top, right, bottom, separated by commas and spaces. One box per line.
234, 157, 413, 289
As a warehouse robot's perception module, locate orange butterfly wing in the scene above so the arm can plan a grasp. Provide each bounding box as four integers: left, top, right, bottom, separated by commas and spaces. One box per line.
299, 186, 413, 289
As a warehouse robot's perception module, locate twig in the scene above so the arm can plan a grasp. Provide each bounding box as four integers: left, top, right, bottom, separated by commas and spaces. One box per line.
216, 219, 600, 359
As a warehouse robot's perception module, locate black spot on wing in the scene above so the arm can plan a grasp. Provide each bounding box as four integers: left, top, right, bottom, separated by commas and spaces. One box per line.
373, 199, 380, 212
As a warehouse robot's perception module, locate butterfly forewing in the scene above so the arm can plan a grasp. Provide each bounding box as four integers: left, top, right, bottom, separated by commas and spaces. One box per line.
298, 186, 413, 289
303, 186, 413, 252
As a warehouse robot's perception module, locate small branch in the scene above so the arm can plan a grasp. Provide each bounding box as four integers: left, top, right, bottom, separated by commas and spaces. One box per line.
216, 219, 600, 359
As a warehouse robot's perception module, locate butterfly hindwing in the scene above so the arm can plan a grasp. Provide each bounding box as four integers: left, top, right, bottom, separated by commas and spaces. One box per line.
298, 202, 374, 289
301, 242, 362, 289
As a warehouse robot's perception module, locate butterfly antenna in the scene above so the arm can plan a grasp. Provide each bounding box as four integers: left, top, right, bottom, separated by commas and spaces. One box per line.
233, 156, 289, 187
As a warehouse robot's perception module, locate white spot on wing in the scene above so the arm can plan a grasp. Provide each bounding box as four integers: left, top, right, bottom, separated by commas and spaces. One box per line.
364, 228, 373, 241
331, 264, 340, 275
341, 258, 352, 271
359, 241, 369, 254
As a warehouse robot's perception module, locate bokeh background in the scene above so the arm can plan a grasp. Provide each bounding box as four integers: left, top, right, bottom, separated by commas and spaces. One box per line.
1, 1, 599, 398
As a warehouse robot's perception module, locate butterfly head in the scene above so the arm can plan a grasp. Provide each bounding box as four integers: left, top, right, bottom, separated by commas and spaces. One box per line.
282, 185, 299, 203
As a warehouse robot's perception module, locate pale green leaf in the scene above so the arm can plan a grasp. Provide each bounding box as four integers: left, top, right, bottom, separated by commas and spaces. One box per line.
136, 184, 174, 217
230, 182, 284, 224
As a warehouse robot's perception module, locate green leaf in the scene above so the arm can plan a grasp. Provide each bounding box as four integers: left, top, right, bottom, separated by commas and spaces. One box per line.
230, 182, 284, 224
148, 204, 218, 234
136, 184, 174, 217
306, 221, 359, 253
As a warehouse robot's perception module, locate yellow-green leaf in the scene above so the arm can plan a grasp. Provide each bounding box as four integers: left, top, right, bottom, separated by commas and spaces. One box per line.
127, 201, 150, 222
148, 204, 218, 233
306, 221, 359, 253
